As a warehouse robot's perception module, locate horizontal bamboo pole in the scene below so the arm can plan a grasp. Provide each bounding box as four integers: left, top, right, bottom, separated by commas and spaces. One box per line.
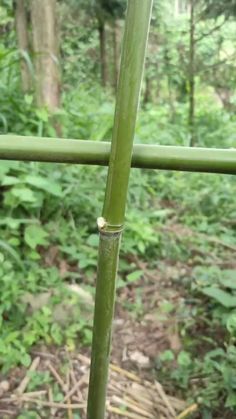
0, 135, 235, 174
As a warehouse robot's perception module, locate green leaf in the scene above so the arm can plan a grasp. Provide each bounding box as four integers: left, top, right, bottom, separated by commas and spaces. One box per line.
201, 287, 236, 308
24, 94, 33, 105
225, 392, 236, 408
160, 350, 175, 362
205, 348, 225, 360
227, 313, 236, 333
0, 162, 13, 177
87, 234, 99, 247
0, 161, 21, 179
51, 324, 63, 345
219, 270, 236, 289
116, 276, 126, 289
21, 353, 31, 367
177, 351, 192, 367
11, 187, 36, 203
0, 218, 36, 229
25, 175, 63, 197
5, 331, 20, 344
159, 301, 175, 313
24, 225, 49, 249
126, 270, 143, 283
0, 112, 8, 133
35, 108, 48, 122
0, 239, 24, 270
21, 50, 34, 77
1, 176, 20, 186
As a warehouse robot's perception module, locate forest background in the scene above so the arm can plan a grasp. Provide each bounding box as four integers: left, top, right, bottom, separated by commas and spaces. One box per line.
1, 0, 236, 417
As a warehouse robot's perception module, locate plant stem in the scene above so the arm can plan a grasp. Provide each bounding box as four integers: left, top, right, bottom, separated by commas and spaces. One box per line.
189, 0, 196, 147
87, 1, 153, 418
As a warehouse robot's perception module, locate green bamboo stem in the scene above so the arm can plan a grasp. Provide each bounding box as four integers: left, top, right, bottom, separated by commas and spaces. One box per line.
87, 1, 153, 419
0, 135, 236, 174
87, 231, 121, 419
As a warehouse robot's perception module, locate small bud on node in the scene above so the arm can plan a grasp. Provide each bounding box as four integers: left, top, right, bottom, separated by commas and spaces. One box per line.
97, 217, 107, 230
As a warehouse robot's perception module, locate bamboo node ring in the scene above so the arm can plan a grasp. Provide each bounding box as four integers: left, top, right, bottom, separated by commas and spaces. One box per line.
97, 217, 124, 234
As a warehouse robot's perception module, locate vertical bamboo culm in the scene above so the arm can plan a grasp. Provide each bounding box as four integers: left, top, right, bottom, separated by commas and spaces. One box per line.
87, 1, 153, 419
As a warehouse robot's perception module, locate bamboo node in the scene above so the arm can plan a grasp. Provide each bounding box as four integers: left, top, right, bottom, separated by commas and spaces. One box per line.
97, 217, 123, 234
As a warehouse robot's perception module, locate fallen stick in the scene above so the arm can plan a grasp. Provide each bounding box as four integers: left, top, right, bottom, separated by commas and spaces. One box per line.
70, 370, 81, 401
31, 350, 56, 360
107, 405, 144, 419
70, 368, 81, 401
63, 375, 87, 403
126, 388, 154, 408
176, 403, 198, 419
110, 364, 141, 382
112, 395, 152, 418
19, 395, 86, 410
23, 390, 47, 397
48, 363, 67, 392
66, 371, 73, 419
77, 353, 90, 365
15, 357, 40, 395
48, 387, 57, 417
155, 380, 176, 417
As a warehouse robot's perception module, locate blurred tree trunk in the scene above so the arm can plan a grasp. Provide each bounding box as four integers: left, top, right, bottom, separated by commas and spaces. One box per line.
15, 0, 31, 92
189, 0, 196, 147
174, 0, 179, 17
144, 73, 151, 104
31, 0, 60, 112
98, 19, 108, 87
164, 44, 176, 121
112, 20, 119, 90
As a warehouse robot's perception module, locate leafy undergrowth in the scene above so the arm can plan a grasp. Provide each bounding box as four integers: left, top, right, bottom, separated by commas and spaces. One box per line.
0, 102, 236, 419
0, 157, 236, 418
0, 66, 236, 417
0, 239, 236, 418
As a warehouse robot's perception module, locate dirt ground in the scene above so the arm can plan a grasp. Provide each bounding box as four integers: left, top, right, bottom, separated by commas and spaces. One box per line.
0, 254, 199, 419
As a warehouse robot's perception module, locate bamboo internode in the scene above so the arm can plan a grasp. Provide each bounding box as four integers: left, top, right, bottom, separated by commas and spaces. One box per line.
0, 135, 235, 175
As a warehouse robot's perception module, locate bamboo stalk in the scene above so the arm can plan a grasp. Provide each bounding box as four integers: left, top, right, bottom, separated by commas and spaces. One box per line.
87, 1, 153, 419
0, 135, 236, 175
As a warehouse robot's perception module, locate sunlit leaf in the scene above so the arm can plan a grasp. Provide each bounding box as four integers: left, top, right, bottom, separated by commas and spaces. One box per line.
24, 225, 49, 249
202, 287, 236, 308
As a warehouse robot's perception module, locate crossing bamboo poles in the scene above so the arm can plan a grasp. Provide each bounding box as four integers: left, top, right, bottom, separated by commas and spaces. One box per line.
0, 135, 236, 174
87, 1, 153, 418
